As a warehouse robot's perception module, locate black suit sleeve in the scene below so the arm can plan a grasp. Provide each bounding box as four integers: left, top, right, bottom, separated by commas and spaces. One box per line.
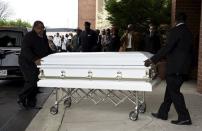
151, 30, 178, 64
21, 36, 38, 62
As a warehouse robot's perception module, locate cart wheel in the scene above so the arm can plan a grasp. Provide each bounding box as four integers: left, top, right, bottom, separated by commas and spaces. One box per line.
139, 103, 146, 113
50, 106, 58, 115
64, 97, 71, 108
129, 111, 138, 121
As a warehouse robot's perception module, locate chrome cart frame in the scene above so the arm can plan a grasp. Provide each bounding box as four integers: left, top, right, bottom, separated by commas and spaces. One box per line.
50, 88, 146, 121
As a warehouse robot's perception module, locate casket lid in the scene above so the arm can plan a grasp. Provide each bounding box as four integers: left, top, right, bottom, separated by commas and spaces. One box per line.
40, 52, 153, 66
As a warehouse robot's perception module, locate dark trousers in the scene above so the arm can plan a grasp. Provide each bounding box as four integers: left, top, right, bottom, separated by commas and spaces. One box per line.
18, 59, 39, 102
158, 74, 191, 120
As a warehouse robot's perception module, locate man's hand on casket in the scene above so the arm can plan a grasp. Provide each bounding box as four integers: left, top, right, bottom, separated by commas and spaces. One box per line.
144, 59, 153, 67
35, 59, 41, 65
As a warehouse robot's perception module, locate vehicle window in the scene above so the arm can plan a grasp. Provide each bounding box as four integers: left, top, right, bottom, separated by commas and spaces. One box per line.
0, 31, 23, 47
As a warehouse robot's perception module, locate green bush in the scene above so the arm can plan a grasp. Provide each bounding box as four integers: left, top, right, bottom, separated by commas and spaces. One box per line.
0, 19, 32, 28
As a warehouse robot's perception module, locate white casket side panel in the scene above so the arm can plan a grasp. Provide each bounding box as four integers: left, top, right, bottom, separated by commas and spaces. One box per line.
40, 67, 148, 79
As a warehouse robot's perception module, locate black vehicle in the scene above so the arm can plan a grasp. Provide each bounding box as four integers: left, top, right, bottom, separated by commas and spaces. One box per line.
0, 27, 28, 79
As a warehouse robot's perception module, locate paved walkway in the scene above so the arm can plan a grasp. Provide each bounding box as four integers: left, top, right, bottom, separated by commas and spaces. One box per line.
26, 81, 202, 131
0, 80, 52, 131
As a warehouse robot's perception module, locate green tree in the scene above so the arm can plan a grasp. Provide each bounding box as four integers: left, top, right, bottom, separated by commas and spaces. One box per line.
105, 0, 171, 32
0, 19, 32, 28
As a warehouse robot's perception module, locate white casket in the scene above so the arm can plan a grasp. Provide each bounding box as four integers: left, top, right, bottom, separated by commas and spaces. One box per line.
37, 52, 160, 121
38, 52, 158, 91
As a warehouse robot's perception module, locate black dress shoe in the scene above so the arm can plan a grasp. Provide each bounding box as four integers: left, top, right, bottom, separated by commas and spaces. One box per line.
171, 120, 192, 125
151, 113, 168, 120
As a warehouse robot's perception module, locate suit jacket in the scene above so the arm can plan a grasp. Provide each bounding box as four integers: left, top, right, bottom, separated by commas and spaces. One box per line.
19, 31, 52, 63
151, 24, 193, 75
142, 31, 161, 54
80, 29, 97, 52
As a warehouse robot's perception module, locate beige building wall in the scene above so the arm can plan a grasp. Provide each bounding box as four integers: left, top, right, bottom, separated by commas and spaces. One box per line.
78, 0, 111, 30
78, 0, 96, 29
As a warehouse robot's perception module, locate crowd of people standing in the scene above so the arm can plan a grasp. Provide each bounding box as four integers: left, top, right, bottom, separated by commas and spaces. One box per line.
48, 21, 162, 54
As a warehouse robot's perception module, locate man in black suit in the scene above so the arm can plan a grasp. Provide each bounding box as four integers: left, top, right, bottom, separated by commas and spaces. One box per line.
145, 13, 193, 125
80, 21, 97, 52
18, 21, 52, 109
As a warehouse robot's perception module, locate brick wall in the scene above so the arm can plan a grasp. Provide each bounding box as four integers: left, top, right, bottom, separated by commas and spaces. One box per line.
171, 0, 176, 26
172, 0, 201, 84
198, 2, 202, 93
78, 0, 96, 29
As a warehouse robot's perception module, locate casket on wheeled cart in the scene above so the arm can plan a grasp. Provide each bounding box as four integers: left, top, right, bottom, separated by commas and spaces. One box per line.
37, 52, 160, 121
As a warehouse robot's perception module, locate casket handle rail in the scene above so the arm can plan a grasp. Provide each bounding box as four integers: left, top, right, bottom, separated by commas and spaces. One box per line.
116, 71, 122, 80
87, 70, 93, 79
145, 65, 157, 80
39, 69, 45, 79
150, 64, 157, 79
61, 70, 66, 78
